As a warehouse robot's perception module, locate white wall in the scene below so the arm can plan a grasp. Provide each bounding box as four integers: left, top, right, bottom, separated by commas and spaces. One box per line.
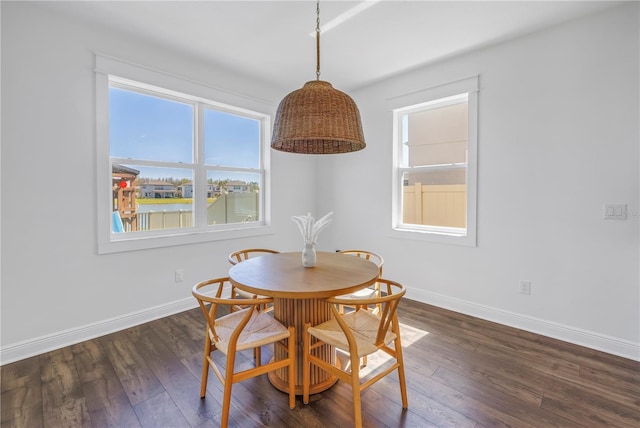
320, 3, 639, 360
0, 2, 317, 363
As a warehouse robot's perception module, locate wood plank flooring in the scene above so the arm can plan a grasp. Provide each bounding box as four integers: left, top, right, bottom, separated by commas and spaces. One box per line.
2, 299, 639, 427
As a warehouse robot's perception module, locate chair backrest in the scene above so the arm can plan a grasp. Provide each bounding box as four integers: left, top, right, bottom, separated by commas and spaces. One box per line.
327, 278, 405, 347
228, 248, 279, 265
192, 277, 274, 343
338, 249, 384, 276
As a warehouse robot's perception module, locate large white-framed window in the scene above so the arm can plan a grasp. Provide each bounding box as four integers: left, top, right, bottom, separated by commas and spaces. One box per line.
96, 54, 272, 254
390, 76, 478, 246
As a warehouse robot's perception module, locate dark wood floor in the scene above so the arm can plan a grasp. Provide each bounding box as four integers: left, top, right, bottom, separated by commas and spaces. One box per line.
2, 298, 639, 427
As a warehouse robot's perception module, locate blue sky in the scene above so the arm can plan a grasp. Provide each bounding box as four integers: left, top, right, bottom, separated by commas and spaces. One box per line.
110, 87, 260, 183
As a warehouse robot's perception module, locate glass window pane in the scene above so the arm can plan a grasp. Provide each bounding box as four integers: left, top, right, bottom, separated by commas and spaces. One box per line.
112, 164, 193, 232
204, 108, 260, 168
110, 87, 193, 163
206, 171, 261, 225
403, 100, 468, 167
402, 170, 466, 228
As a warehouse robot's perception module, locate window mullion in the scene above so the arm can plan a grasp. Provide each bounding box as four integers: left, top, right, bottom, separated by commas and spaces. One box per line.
194, 102, 206, 230
401, 163, 467, 174
109, 158, 192, 170
208, 165, 262, 174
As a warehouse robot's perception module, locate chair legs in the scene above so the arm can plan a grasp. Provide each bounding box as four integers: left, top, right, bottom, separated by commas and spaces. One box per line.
302, 323, 310, 404
200, 337, 212, 398
287, 326, 296, 409
229, 285, 237, 312
394, 320, 409, 409
254, 346, 261, 365
220, 347, 238, 428
349, 351, 363, 427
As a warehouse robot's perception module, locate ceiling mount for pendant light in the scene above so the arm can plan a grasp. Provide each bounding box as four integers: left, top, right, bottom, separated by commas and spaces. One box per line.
271, 0, 366, 154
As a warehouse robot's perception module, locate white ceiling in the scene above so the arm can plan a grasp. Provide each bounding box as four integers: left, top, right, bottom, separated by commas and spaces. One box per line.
40, 0, 622, 92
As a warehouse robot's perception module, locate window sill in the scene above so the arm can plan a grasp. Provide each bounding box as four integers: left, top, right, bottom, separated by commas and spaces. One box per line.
389, 227, 476, 247
98, 224, 274, 254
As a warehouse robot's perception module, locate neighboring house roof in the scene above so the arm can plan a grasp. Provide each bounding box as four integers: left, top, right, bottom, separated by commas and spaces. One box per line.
112, 164, 140, 176
143, 180, 175, 187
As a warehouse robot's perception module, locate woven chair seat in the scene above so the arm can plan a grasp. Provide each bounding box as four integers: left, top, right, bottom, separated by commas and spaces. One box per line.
213, 307, 291, 355
234, 288, 268, 299
308, 309, 396, 358
336, 250, 383, 304
342, 287, 376, 299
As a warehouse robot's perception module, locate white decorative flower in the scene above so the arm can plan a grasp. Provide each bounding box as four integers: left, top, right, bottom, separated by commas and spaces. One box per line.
292, 211, 333, 245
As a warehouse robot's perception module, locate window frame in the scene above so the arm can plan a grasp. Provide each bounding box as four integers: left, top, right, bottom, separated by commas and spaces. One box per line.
389, 76, 478, 247
96, 54, 273, 254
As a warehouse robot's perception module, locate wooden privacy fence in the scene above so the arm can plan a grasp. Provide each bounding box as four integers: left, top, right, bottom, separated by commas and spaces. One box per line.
403, 183, 466, 228
140, 210, 192, 231
119, 193, 259, 232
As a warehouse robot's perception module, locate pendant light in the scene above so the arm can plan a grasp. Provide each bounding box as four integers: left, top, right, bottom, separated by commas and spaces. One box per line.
271, 1, 366, 154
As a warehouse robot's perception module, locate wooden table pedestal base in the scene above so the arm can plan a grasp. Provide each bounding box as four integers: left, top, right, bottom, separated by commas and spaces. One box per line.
270, 297, 338, 395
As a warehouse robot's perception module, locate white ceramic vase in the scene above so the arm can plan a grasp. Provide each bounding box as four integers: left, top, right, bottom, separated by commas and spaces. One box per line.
302, 243, 317, 268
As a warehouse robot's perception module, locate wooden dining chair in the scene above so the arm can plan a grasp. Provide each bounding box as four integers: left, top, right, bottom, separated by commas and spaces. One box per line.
192, 277, 296, 428
302, 278, 408, 428
336, 250, 384, 306
336, 249, 384, 367
228, 248, 279, 311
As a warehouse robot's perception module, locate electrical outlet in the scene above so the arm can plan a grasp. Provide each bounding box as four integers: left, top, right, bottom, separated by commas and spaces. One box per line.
519, 280, 531, 295
175, 269, 184, 283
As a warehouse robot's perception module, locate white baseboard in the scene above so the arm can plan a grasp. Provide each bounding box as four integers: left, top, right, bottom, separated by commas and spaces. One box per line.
407, 288, 640, 362
0, 297, 198, 365
3, 287, 638, 365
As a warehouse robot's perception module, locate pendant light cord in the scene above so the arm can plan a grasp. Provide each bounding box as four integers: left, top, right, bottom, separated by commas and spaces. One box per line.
316, 0, 321, 80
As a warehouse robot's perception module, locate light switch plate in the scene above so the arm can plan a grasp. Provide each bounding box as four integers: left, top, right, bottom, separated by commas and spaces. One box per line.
603, 204, 627, 220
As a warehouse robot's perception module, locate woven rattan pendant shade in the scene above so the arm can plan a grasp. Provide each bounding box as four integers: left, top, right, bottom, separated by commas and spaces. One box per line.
271, 80, 366, 154
270, 1, 365, 154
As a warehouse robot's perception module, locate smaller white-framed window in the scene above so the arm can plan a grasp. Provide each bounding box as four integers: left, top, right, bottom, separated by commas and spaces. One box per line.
96, 54, 272, 254
390, 76, 478, 246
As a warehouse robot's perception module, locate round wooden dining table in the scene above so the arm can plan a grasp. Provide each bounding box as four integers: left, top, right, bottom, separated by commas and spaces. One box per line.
228, 251, 379, 395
